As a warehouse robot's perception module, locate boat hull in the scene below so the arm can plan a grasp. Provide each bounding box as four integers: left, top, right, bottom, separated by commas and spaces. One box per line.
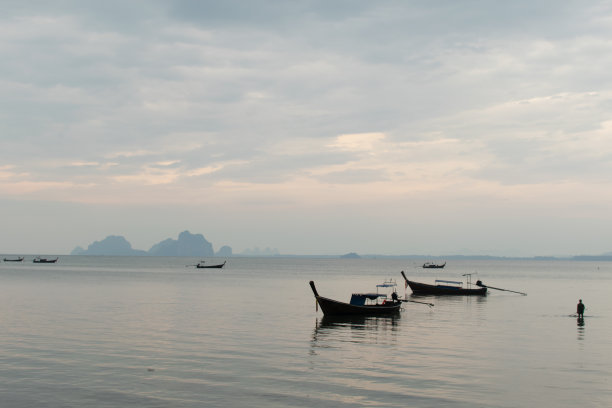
406, 280, 486, 296
196, 261, 226, 269
423, 261, 446, 268
315, 295, 401, 316
33, 258, 58, 264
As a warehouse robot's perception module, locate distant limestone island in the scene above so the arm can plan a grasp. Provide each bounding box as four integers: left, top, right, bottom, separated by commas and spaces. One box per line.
71, 231, 233, 257
70, 236, 612, 260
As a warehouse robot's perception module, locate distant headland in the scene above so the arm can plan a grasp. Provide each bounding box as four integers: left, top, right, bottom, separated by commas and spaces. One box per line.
69, 232, 612, 260
71, 230, 232, 257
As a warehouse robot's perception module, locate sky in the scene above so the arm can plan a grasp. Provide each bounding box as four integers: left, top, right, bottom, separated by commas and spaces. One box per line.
2, 0, 612, 257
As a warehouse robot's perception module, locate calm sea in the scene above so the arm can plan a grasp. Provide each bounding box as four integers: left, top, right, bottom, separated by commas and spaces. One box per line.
1, 256, 610, 407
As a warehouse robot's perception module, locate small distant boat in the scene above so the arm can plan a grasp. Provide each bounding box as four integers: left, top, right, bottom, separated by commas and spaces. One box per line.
401, 271, 486, 296
196, 260, 226, 269
422, 261, 446, 269
3, 257, 24, 262
309, 280, 402, 316
33, 257, 58, 264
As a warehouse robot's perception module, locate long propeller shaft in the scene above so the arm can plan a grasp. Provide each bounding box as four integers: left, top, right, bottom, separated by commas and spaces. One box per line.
478, 283, 527, 296
402, 299, 434, 307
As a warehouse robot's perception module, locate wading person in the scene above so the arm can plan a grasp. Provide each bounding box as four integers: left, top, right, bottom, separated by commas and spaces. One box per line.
577, 299, 585, 318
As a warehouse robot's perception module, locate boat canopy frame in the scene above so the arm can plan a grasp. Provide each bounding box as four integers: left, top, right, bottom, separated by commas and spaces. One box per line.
435, 279, 463, 286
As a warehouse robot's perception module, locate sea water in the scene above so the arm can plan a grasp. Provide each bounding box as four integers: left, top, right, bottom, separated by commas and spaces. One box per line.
0, 257, 610, 407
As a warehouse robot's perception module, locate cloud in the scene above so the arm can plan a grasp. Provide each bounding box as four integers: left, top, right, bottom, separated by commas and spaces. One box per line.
3, 1, 612, 255
329, 132, 386, 152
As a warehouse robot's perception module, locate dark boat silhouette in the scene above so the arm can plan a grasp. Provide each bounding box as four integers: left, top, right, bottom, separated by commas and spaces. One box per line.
196, 260, 226, 269
401, 271, 486, 296
309, 281, 402, 316
33, 257, 58, 264
422, 261, 446, 269
3, 257, 24, 262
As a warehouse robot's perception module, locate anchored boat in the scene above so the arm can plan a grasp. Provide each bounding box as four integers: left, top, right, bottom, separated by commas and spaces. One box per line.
196, 260, 226, 269
3, 257, 24, 262
401, 271, 487, 296
422, 261, 446, 269
309, 280, 402, 316
33, 257, 58, 264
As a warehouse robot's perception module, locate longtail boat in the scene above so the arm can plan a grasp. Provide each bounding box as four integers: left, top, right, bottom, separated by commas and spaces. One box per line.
401, 271, 486, 296
309, 280, 402, 316
196, 260, 226, 269
422, 261, 446, 269
33, 257, 58, 264
3, 257, 24, 262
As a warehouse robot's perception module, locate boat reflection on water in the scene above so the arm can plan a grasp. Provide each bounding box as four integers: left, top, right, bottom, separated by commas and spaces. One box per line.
311, 315, 401, 348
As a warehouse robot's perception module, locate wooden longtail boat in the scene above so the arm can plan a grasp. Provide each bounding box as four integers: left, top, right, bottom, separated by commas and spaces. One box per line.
401, 271, 487, 296
196, 260, 226, 269
3, 257, 24, 262
422, 261, 446, 269
33, 257, 58, 264
309, 281, 402, 316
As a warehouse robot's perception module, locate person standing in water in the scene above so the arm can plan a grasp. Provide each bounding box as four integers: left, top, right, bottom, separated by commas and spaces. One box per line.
577, 299, 585, 318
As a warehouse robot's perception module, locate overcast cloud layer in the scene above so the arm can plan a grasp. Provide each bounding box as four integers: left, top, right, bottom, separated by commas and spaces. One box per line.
2, 1, 612, 256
